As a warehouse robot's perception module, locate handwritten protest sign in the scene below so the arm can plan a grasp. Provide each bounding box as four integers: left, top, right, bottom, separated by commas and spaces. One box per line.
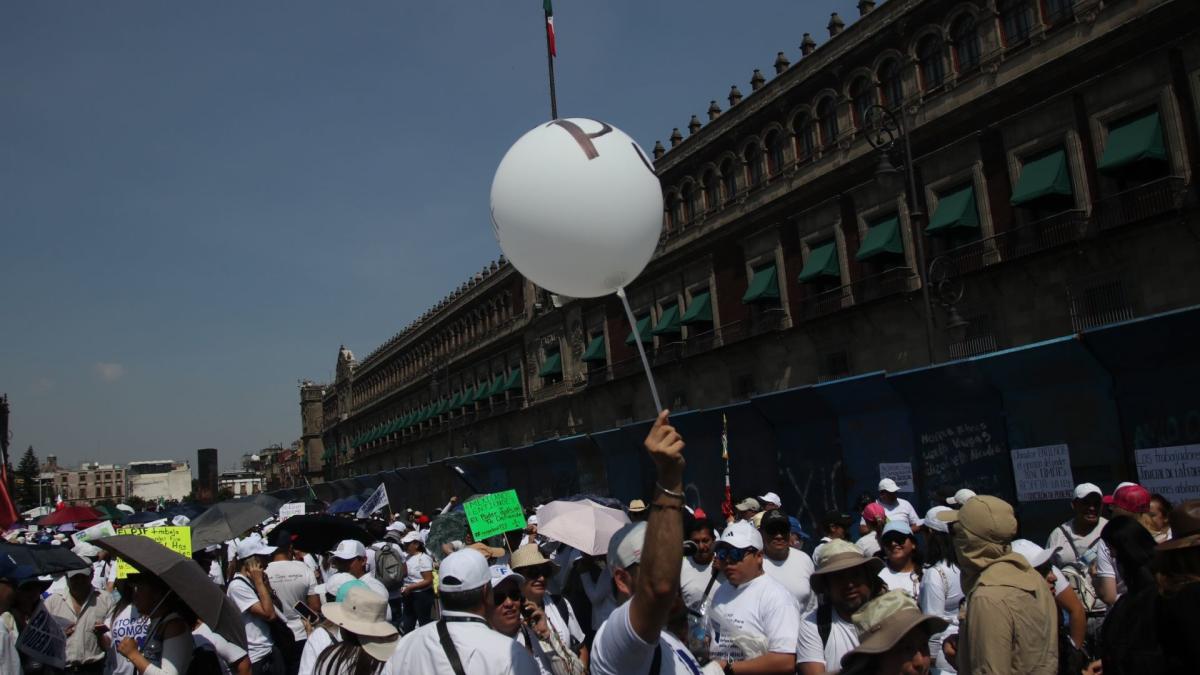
878, 462, 915, 493
1136, 445, 1200, 504
116, 526, 192, 578
1011, 444, 1075, 502
463, 489, 526, 540
17, 604, 66, 669
279, 502, 306, 520
72, 520, 117, 547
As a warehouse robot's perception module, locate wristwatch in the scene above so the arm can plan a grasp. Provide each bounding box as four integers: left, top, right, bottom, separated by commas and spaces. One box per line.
722, 661, 736, 675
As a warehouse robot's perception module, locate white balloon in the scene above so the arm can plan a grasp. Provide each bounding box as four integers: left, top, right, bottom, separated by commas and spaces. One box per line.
490, 118, 664, 298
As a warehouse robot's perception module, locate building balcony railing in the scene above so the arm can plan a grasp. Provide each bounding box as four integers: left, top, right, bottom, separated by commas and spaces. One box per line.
683, 327, 718, 356
796, 286, 850, 321
1092, 176, 1188, 232
941, 209, 1087, 277
853, 266, 915, 304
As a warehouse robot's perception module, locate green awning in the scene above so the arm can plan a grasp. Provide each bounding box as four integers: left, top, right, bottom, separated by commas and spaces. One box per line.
449, 391, 465, 409
625, 316, 652, 345
538, 352, 562, 377
1098, 111, 1166, 172
460, 386, 476, 406
433, 399, 448, 415
503, 369, 523, 392
487, 376, 506, 397
742, 265, 780, 302
798, 243, 840, 282
1011, 149, 1072, 205
680, 292, 713, 324
472, 383, 491, 402
651, 304, 682, 335
926, 185, 980, 234
856, 216, 904, 261
581, 335, 606, 362
417, 405, 432, 423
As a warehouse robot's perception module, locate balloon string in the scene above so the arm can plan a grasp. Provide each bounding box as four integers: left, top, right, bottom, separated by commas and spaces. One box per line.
616, 287, 664, 414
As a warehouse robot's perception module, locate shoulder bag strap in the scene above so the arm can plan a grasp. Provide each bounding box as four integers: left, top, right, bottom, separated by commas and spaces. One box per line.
1058, 524, 1084, 561
649, 642, 662, 675
437, 617, 469, 675
700, 568, 720, 606
817, 601, 833, 646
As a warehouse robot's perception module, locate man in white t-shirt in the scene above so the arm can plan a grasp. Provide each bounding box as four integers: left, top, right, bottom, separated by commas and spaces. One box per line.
857, 479, 920, 535
759, 510, 816, 613
226, 538, 279, 672
265, 541, 319, 672
1046, 482, 1109, 621
589, 410, 702, 675
330, 539, 392, 617
797, 540, 886, 674
680, 518, 720, 613
707, 520, 801, 673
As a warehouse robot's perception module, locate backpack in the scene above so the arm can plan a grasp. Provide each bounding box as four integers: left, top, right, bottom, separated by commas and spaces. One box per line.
375, 543, 407, 591
1056, 525, 1102, 615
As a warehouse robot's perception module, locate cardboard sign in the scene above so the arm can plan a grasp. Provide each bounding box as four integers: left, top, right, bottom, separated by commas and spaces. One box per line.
1136, 445, 1200, 504
72, 520, 117, 547
1011, 444, 1075, 502
17, 604, 66, 668
116, 526, 192, 579
463, 489, 526, 540
279, 502, 306, 520
878, 462, 915, 493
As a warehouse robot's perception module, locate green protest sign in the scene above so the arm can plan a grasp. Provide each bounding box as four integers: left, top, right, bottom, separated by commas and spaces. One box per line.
463, 489, 526, 540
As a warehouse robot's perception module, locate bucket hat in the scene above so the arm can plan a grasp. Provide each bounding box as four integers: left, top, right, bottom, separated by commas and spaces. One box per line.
840, 591, 948, 667
321, 585, 399, 661
810, 540, 884, 593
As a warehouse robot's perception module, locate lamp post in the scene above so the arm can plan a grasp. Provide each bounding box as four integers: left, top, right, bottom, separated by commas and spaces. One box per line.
864, 104, 937, 365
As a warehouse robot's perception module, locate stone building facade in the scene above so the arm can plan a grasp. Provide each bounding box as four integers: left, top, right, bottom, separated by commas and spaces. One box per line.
310, 0, 1200, 480
53, 462, 127, 505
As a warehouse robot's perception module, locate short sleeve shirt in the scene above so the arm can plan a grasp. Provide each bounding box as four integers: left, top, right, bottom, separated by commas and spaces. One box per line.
265, 560, 318, 641
590, 601, 702, 675
762, 550, 816, 613
859, 498, 920, 529
797, 607, 859, 672
403, 552, 433, 586
227, 574, 273, 664
707, 574, 801, 662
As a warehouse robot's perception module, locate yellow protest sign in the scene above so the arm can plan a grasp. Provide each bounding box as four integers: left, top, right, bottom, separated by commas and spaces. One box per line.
115, 526, 192, 579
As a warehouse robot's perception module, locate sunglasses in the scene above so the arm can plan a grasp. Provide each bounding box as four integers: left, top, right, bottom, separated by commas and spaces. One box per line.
881, 535, 911, 548
518, 565, 553, 580
493, 588, 523, 605
713, 547, 758, 563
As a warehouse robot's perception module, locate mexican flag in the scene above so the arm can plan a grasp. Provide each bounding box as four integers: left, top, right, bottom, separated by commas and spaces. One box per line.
544, 0, 556, 57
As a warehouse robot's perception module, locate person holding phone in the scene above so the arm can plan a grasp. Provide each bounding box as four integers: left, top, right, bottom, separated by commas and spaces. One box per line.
45, 567, 115, 674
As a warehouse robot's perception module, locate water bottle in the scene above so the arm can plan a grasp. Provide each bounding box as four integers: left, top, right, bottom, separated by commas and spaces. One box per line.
687, 603, 709, 661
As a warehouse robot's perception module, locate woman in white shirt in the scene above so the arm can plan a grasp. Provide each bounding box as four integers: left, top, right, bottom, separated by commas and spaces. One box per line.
877, 521, 922, 602
398, 535, 434, 632
918, 507, 962, 675
113, 574, 194, 675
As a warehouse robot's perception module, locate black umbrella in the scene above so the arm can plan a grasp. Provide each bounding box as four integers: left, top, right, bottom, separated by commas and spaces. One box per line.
0, 542, 89, 576
94, 535, 247, 649
189, 501, 274, 551
266, 514, 371, 553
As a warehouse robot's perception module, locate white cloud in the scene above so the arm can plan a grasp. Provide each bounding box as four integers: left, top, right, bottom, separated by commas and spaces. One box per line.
93, 362, 126, 382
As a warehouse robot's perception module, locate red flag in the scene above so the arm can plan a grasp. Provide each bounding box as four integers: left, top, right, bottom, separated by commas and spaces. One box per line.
544, 0, 556, 57
0, 464, 18, 530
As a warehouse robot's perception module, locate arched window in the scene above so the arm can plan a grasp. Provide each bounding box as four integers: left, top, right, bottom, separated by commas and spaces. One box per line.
666, 193, 683, 230
999, 0, 1034, 45
743, 144, 764, 188
792, 113, 816, 162
720, 159, 738, 199
849, 77, 874, 129
817, 98, 839, 146
878, 60, 903, 110
765, 130, 786, 175
951, 15, 980, 71
687, 180, 704, 218
918, 35, 945, 90
679, 183, 695, 224
1043, 0, 1074, 25
703, 170, 721, 210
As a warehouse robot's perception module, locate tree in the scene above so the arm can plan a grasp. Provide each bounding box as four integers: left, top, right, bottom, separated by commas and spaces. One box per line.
125, 496, 146, 512
15, 446, 40, 510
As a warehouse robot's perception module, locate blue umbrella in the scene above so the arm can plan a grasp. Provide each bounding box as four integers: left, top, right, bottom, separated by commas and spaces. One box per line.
327, 496, 364, 515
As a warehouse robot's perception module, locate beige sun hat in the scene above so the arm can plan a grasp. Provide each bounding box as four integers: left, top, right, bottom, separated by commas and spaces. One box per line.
321, 586, 399, 660
510, 543, 557, 572
810, 539, 884, 593
841, 591, 949, 668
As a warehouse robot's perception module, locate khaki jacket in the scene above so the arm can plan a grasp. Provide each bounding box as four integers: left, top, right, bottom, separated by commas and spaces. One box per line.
959, 561, 1058, 675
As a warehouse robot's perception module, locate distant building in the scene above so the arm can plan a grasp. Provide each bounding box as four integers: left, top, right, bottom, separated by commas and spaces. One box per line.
259, 444, 304, 492
127, 460, 192, 502
53, 462, 126, 505
197, 448, 218, 502
218, 470, 263, 497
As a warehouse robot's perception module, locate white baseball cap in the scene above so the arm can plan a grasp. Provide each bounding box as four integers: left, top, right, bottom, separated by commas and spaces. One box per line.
757, 492, 782, 507
71, 542, 100, 560
607, 521, 646, 570
399, 531, 422, 545
439, 549, 490, 592
923, 506, 952, 533
718, 521, 764, 550
526, 515, 538, 526
878, 478, 901, 493
331, 540, 367, 560
386, 521, 407, 533
324, 572, 360, 599
1073, 483, 1103, 500
1011, 539, 1060, 569
489, 564, 525, 587
946, 489, 977, 506
236, 539, 277, 560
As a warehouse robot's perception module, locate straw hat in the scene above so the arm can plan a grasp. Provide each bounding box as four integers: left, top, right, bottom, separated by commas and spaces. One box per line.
321, 586, 399, 661
810, 540, 883, 593
510, 543, 556, 572
841, 591, 948, 668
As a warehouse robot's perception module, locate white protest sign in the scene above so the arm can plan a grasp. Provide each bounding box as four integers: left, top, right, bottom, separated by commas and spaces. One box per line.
1010, 444, 1075, 502
72, 520, 117, 547
356, 484, 390, 519
17, 604, 66, 669
279, 502, 306, 520
1136, 445, 1200, 504
879, 462, 915, 493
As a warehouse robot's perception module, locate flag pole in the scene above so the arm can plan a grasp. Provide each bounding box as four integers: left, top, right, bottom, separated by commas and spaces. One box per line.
543, 0, 558, 119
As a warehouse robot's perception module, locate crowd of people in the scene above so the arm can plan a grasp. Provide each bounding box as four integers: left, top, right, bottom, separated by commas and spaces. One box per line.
2, 412, 1198, 674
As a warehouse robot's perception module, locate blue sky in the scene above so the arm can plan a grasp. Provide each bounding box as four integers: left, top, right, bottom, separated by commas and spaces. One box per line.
1, 0, 866, 471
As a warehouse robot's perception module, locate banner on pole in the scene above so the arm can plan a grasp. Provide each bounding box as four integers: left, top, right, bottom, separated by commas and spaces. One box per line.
356, 485, 389, 520
463, 489, 526, 540
279, 502, 306, 520
116, 527, 192, 579
17, 604, 66, 668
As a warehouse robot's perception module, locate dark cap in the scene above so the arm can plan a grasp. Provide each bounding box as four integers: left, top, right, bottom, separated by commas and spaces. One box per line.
759, 509, 789, 531
821, 510, 853, 528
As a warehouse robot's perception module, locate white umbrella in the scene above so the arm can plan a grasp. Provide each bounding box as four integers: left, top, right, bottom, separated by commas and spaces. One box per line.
115, 504, 135, 514
536, 499, 631, 556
